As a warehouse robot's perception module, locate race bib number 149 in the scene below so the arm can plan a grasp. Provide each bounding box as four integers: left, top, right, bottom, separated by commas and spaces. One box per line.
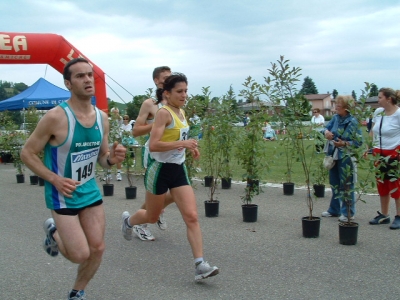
71, 148, 99, 185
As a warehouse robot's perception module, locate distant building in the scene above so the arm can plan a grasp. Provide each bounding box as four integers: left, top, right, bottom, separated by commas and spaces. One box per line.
304, 94, 333, 116
364, 96, 379, 109
237, 100, 284, 115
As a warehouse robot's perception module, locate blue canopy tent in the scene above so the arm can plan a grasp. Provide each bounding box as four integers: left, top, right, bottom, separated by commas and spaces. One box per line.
0, 77, 95, 111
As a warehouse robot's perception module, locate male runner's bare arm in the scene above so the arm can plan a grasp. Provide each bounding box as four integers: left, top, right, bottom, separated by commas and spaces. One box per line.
21, 108, 80, 197
132, 98, 156, 137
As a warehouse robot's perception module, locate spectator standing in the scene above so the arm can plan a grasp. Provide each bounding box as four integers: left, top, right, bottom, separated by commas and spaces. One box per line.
116, 115, 137, 180
321, 96, 362, 222
369, 88, 400, 229
243, 113, 250, 126
310, 108, 325, 153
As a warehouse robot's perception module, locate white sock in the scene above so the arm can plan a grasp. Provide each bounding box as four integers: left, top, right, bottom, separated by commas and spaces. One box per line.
117, 169, 121, 173
194, 257, 204, 265
125, 217, 133, 228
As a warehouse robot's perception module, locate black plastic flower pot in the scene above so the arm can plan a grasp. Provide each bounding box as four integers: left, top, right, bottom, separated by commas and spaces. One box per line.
204, 176, 214, 187
1, 152, 13, 163
242, 204, 258, 222
16, 174, 25, 184
102, 184, 114, 196
283, 182, 294, 195
302, 216, 321, 238
30, 175, 39, 185
221, 178, 231, 189
38, 177, 45, 186
204, 200, 219, 217
313, 184, 325, 198
339, 222, 359, 245
125, 186, 137, 199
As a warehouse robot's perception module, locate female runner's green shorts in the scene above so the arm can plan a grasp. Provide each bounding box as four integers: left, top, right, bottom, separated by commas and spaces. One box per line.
145, 160, 190, 195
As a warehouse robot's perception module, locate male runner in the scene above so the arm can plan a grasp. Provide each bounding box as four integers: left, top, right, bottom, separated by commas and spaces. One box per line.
130, 66, 175, 241
21, 58, 126, 299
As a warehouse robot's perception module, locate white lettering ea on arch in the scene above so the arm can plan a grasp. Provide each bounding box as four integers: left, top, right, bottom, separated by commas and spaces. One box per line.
0, 34, 27, 52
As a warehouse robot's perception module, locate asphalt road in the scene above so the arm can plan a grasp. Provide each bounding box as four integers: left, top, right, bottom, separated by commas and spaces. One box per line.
1, 163, 399, 300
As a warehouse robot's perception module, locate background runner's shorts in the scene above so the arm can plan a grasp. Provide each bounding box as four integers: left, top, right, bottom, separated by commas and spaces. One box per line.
145, 161, 190, 195
142, 146, 153, 169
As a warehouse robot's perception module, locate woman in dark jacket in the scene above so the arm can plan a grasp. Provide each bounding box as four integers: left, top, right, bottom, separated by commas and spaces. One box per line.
321, 95, 362, 222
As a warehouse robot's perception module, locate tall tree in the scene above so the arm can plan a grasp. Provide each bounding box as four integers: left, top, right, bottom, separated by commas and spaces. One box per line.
0, 87, 7, 101
186, 94, 208, 118
222, 85, 236, 103
0, 80, 12, 89
332, 89, 338, 99
222, 85, 239, 115
0, 80, 12, 100
351, 90, 357, 101
370, 84, 379, 96
300, 76, 318, 95
126, 95, 147, 120
13, 82, 28, 93
0, 80, 29, 100
211, 96, 220, 104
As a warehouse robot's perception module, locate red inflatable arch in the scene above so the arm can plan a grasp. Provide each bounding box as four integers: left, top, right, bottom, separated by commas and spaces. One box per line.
0, 32, 108, 112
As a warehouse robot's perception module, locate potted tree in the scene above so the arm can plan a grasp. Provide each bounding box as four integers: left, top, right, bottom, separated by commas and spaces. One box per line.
311, 156, 328, 198
199, 87, 216, 188
1, 115, 27, 183
124, 151, 137, 199
215, 98, 237, 189
204, 173, 220, 217
9, 130, 27, 183
101, 107, 122, 196
268, 93, 296, 195
260, 56, 320, 237
199, 87, 223, 217
338, 83, 375, 245
24, 106, 41, 185
0, 113, 14, 164
280, 134, 296, 195
185, 94, 203, 185
236, 77, 269, 222
121, 130, 139, 199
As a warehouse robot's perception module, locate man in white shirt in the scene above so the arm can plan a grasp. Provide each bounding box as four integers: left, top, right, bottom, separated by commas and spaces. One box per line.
310, 108, 325, 153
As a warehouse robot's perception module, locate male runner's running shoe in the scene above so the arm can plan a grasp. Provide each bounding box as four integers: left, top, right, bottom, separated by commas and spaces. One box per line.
195, 261, 219, 281
121, 211, 133, 240
43, 218, 58, 257
156, 211, 167, 230
68, 290, 86, 300
133, 224, 155, 241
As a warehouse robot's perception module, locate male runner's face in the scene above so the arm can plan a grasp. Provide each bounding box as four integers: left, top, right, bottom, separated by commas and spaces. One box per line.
154, 71, 171, 88
66, 62, 95, 99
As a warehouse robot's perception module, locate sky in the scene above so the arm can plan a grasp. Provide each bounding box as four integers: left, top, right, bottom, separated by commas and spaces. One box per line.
1, 0, 400, 104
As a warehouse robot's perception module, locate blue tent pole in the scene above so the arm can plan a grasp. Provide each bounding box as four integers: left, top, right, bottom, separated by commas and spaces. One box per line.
22, 100, 25, 130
